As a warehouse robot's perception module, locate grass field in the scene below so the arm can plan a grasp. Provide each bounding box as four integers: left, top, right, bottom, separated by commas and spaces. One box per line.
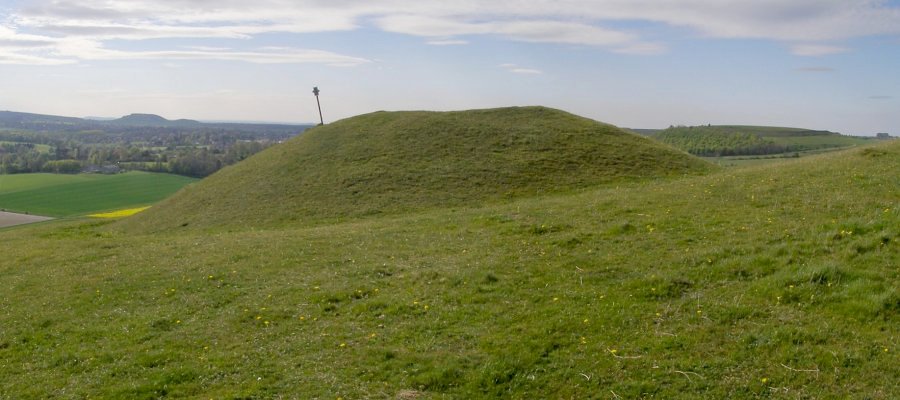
767, 135, 872, 148
649, 125, 875, 158
0, 141, 895, 398
0, 172, 196, 217
701, 146, 861, 167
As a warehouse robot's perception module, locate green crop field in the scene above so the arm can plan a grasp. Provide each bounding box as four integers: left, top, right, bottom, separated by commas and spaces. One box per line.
767, 135, 872, 148
649, 125, 877, 158
0, 109, 896, 399
0, 171, 196, 217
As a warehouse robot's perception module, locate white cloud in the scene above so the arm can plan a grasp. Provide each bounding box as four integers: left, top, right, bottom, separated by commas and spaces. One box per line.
375, 15, 656, 51
426, 39, 468, 46
2, 0, 899, 65
500, 63, 542, 75
61, 46, 371, 65
796, 66, 835, 72
613, 42, 667, 55
0, 51, 74, 65
494, 20, 636, 46
790, 44, 849, 56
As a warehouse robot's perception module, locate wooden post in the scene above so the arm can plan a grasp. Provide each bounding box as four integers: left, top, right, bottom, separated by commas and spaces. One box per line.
312, 86, 324, 125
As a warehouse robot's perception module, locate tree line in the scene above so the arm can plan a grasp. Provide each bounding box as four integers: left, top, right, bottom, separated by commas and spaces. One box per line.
0, 128, 298, 177
654, 126, 793, 156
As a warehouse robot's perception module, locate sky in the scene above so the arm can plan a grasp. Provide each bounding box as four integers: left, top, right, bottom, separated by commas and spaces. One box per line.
1, 1, 899, 135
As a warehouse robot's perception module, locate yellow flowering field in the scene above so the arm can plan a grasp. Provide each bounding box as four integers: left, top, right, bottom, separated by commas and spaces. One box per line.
88, 206, 151, 218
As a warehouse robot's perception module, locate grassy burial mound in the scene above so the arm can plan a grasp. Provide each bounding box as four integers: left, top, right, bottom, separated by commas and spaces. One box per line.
0, 141, 896, 398
120, 107, 711, 231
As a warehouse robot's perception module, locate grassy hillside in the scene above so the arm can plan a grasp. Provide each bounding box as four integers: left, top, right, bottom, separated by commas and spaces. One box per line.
120, 107, 712, 232
0, 141, 896, 398
652, 125, 872, 157
0, 172, 196, 217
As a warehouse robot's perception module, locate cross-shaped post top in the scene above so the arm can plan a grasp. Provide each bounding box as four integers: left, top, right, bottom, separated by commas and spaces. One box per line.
312, 87, 320, 96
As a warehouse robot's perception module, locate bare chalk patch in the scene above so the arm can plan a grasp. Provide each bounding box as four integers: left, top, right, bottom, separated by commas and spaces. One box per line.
0, 211, 53, 228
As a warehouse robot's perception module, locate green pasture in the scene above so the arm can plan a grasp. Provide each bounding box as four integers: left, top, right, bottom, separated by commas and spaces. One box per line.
768, 134, 873, 148
0, 171, 196, 217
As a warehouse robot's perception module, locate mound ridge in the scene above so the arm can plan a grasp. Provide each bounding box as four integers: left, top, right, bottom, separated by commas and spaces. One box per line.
120, 106, 712, 231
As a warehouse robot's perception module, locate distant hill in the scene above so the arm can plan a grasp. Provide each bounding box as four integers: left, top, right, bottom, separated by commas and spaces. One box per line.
649, 125, 873, 156
0, 110, 85, 127
118, 106, 713, 232
111, 113, 201, 127
0, 110, 310, 134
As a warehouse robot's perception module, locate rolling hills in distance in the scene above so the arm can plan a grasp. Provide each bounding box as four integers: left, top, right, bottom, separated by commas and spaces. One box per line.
0, 106, 896, 398
0, 110, 311, 134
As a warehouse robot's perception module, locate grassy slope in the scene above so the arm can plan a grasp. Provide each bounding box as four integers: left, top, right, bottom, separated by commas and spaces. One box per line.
119, 107, 712, 232
0, 172, 196, 217
0, 142, 896, 398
